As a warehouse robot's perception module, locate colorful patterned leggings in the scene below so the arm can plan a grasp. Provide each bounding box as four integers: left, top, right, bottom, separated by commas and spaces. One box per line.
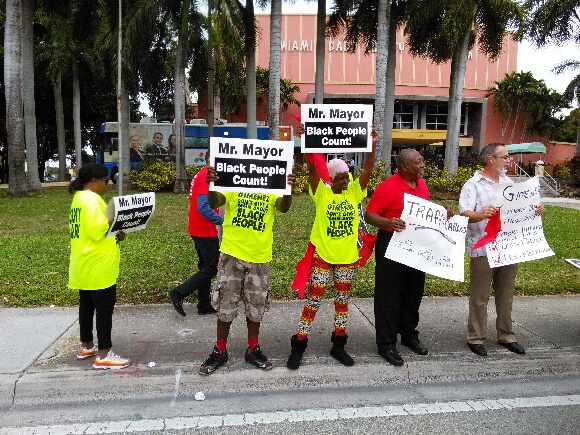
296, 251, 359, 341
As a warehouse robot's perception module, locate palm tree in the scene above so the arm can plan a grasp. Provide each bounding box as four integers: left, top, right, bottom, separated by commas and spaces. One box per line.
268, 0, 282, 140
405, 0, 524, 174
315, 0, 326, 104
329, 0, 408, 168
5, 0, 28, 197
553, 60, 580, 154
525, 0, 580, 154
22, 0, 41, 190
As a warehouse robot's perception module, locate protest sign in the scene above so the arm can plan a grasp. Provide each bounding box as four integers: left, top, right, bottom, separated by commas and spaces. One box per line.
209, 137, 293, 195
301, 104, 373, 153
565, 259, 580, 269
486, 177, 554, 267
385, 194, 468, 281
105, 192, 156, 237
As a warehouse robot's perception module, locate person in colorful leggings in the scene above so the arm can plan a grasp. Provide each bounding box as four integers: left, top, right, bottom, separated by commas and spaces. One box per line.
286, 127, 377, 369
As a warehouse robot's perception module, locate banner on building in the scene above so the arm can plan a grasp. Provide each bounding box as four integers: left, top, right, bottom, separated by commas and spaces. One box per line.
486, 177, 554, 267
209, 137, 293, 195
105, 192, 156, 237
385, 194, 468, 281
301, 104, 373, 153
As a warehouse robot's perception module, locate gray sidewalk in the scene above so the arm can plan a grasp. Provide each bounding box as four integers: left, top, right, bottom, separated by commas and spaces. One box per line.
2, 296, 578, 376
0, 296, 578, 419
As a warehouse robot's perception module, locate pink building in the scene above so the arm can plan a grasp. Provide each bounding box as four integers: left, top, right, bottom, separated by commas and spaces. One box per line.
200, 14, 545, 157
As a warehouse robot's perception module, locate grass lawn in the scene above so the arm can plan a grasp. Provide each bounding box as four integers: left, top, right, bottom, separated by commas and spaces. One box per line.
1, 186, 579, 307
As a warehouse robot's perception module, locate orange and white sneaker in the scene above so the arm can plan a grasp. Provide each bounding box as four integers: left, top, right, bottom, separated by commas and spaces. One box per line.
92, 350, 131, 370
76, 345, 98, 360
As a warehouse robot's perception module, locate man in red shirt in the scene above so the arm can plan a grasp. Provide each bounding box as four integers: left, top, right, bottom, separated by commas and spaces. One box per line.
365, 149, 453, 366
169, 150, 223, 315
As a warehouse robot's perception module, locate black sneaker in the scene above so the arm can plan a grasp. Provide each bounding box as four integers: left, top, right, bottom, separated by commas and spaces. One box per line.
245, 344, 273, 370
169, 289, 186, 317
199, 346, 228, 375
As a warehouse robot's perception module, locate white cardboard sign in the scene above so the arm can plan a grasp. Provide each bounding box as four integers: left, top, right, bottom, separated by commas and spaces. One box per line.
385, 194, 468, 282
300, 104, 373, 153
209, 137, 293, 195
486, 177, 554, 267
105, 192, 156, 237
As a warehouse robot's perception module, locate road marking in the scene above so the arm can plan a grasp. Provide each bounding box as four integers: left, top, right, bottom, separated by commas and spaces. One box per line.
1, 394, 578, 434
170, 369, 182, 407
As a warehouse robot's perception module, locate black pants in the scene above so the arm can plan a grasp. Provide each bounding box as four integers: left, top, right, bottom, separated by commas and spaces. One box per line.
173, 236, 219, 307
79, 285, 116, 350
374, 230, 426, 351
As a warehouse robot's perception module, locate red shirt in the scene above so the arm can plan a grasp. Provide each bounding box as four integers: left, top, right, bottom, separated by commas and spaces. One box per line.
188, 167, 219, 237
365, 172, 430, 232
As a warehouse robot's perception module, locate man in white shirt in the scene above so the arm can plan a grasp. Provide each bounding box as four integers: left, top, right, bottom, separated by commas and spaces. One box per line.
459, 143, 544, 357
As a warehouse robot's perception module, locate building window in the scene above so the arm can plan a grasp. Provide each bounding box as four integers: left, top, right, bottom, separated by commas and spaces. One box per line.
425, 103, 467, 134
393, 102, 414, 129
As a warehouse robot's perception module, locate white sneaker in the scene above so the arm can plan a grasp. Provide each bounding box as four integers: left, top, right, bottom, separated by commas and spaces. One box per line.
92, 350, 131, 370
76, 345, 98, 360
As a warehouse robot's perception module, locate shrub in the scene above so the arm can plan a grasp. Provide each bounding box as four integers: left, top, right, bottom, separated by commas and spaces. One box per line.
366, 161, 387, 195
131, 163, 202, 192
553, 162, 570, 180
425, 164, 481, 193
569, 155, 580, 187
293, 163, 309, 194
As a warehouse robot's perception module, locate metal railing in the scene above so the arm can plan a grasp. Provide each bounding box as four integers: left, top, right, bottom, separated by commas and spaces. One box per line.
512, 162, 558, 195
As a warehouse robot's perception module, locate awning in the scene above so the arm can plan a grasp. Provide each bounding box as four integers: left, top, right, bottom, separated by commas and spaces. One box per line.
505, 142, 546, 154
392, 129, 447, 146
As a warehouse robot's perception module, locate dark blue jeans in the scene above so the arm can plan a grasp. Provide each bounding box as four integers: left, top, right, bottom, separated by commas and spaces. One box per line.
173, 236, 220, 307
374, 230, 426, 351
79, 284, 116, 350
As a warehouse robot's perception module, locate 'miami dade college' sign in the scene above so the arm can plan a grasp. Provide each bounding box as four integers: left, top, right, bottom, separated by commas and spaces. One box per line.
209, 137, 294, 195
301, 104, 373, 153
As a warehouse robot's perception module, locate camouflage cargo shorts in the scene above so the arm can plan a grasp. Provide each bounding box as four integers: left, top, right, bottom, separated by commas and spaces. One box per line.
211, 253, 272, 323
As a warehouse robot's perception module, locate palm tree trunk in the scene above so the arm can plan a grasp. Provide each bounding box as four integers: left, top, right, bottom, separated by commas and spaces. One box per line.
444, 27, 470, 174
207, 3, 214, 137
5, 0, 28, 197
382, 12, 397, 170
72, 61, 82, 173
21, 0, 41, 190
173, 0, 190, 194
508, 101, 522, 144
374, 0, 389, 165
54, 73, 67, 181
245, 0, 257, 139
314, 0, 326, 104
268, 0, 281, 140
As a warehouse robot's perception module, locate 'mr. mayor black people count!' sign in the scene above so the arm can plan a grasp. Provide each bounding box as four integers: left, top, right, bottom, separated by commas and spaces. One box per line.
301, 104, 373, 153
209, 137, 294, 195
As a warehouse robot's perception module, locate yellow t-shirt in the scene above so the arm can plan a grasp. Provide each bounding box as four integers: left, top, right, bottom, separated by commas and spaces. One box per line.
219, 192, 280, 263
309, 179, 366, 264
68, 190, 120, 290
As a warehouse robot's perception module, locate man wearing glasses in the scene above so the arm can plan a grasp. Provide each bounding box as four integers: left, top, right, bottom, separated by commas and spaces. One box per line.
459, 143, 544, 357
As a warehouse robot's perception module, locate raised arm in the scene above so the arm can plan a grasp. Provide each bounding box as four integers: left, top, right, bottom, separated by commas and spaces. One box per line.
276, 170, 296, 213
358, 126, 378, 190
205, 166, 226, 208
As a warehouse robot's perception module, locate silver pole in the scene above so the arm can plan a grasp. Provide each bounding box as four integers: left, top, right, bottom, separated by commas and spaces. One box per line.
117, 0, 123, 196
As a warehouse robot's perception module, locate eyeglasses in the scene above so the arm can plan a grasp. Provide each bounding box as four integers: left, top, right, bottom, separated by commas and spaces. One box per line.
100, 177, 109, 183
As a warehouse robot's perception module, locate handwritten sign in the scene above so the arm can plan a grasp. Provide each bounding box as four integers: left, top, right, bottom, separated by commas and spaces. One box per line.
385, 194, 468, 281
209, 137, 293, 195
105, 192, 156, 237
301, 104, 373, 153
486, 177, 554, 267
